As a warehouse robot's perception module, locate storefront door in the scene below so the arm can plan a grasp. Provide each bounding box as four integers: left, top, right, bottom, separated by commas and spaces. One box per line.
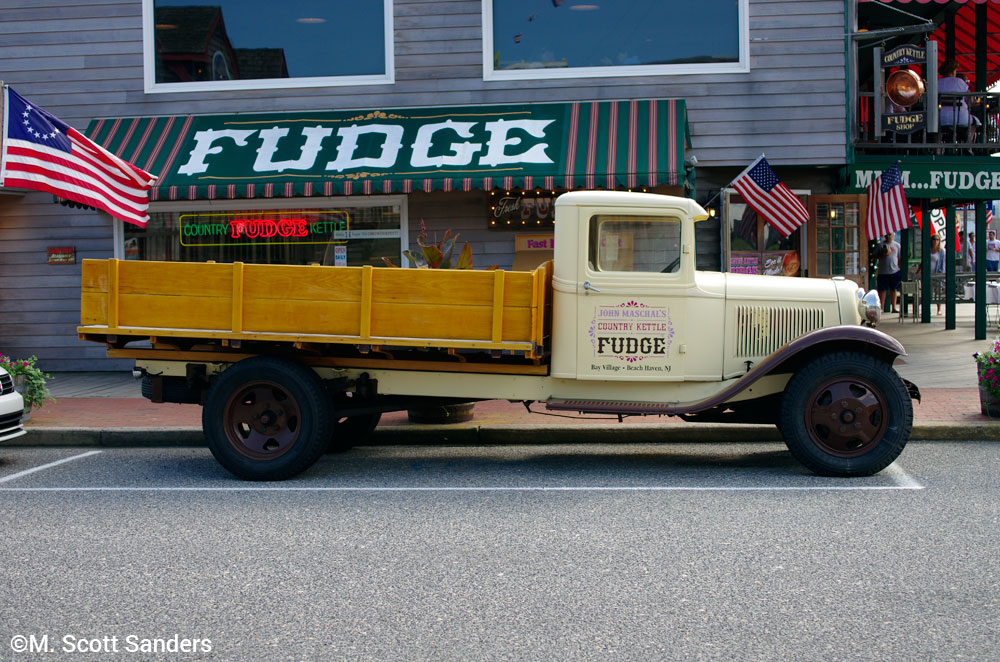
807, 195, 868, 287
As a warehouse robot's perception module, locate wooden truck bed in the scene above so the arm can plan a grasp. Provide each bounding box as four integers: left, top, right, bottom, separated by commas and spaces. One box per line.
78, 259, 553, 372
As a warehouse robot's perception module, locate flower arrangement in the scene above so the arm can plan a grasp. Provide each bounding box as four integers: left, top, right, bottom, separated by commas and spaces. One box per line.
0, 354, 54, 409
974, 335, 1000, 416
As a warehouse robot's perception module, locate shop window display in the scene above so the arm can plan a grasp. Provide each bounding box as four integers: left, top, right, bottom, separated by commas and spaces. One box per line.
125, 202, 404, 267
726, 191, 804, 277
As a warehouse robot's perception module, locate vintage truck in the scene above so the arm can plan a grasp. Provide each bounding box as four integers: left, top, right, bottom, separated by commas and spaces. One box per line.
78, 191, 918, 481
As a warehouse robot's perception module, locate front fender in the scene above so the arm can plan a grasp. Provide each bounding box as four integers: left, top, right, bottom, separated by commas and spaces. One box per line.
697, 326, 916, 413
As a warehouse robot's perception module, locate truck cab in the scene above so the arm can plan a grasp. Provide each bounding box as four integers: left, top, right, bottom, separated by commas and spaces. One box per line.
551, 191, 725, 382
551, 191, 867, 384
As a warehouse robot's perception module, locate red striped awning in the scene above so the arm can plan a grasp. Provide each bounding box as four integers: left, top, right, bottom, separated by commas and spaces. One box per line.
862, 0, 1000, 88
84, 100, 691, 202
863, 1, 999, 4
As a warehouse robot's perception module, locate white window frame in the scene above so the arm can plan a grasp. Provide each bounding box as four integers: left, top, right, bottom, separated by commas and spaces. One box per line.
481, 0, 749, 81
120, 194, 410, 266
142, 0, 395, 93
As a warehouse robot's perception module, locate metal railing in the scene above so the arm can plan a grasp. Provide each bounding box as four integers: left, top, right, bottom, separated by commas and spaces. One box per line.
856, 90, 1000, 155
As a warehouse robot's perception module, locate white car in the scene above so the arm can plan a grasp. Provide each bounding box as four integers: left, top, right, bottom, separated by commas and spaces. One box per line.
0, 366, 26, 443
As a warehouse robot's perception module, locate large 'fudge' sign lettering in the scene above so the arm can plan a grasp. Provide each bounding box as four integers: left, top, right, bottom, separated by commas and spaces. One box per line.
848, 163, 1000, 199
173, 108, 558, 182
589, 300, 675, 372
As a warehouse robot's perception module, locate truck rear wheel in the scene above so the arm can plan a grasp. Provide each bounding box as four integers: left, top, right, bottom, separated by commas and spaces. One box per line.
779, 352, 912, 477
203, 357, 331, 481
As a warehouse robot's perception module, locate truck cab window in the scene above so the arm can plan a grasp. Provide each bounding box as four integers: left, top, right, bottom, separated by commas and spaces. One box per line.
589, 215, 682, 273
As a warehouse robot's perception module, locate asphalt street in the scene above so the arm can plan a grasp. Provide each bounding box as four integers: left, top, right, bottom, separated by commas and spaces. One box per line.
1, 441, 998, 661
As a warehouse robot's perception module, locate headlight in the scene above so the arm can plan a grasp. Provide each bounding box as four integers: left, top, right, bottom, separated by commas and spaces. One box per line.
857, 288, 881, 326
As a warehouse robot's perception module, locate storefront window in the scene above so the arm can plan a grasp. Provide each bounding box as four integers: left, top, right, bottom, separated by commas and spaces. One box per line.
726, 191, 803, 277
144, 0, 393, 92
125, 200, 405, 267
484, 0, 747, 81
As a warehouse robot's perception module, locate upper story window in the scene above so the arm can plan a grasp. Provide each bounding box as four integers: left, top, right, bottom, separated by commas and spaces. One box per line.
143, 0, 393, 93
483, 0, 748, 81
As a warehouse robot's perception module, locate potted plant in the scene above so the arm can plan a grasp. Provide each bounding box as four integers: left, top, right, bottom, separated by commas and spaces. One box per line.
974, 336, 1000, 417
381, 220, 480, 270
382, 222, 493, 424
0, 354, 54, 420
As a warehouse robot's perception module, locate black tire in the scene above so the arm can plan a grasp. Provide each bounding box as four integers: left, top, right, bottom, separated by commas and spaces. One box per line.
328, 412, 381, 453
203, 357, 331, 481
779, 351, 912, 477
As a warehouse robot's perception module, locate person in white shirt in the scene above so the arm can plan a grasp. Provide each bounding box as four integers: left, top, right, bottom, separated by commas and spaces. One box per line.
876, 233, 902, 312
986, 230, 1000, 271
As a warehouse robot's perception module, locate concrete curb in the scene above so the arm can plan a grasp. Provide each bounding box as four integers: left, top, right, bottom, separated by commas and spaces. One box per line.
9, 427, 206, 447
8, 422, 998, 447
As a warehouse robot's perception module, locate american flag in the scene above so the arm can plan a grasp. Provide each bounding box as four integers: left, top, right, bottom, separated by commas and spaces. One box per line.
987, 201, 994, 225
732, 156, 808, 237
1, 86, 155, 227
866, 162, 911, 239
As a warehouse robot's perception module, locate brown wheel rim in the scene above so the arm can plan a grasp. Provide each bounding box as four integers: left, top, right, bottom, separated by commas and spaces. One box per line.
223, 380, 301, 460
803, 375, 887, 458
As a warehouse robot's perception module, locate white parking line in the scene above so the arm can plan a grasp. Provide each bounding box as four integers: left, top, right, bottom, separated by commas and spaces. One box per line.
0, 450, 103, 485
0, 484, 923, 492
0, 456, 922, 492
882, 462, 923, 489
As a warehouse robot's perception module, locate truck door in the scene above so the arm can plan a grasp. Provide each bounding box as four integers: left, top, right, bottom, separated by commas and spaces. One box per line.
573, 210, 724, 382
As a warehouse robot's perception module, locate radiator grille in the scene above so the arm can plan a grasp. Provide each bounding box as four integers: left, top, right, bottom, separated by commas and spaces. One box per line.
734, 305, 825, 358
0, 373, 12, 396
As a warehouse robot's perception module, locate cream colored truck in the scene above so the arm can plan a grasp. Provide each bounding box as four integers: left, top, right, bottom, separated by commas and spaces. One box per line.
79, 191, 916, 480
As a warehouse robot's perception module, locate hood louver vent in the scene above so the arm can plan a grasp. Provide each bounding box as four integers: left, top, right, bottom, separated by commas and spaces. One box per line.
735, 305, 825, 358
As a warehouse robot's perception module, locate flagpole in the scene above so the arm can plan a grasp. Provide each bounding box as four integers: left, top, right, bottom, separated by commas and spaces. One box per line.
0, 83, 8, 188
702, 153, 765, 211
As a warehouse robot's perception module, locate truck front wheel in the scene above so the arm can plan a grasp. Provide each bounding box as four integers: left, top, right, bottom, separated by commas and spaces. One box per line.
779, 352, 912, 477
203, 357, 331, 481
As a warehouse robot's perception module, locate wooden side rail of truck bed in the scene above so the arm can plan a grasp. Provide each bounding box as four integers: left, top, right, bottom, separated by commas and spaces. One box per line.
78, 259, 553, 360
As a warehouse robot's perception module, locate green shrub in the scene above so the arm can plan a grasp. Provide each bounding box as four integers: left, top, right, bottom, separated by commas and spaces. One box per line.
0, 354, 54, 408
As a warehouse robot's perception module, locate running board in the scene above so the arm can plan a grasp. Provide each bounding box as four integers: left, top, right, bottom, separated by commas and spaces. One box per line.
545, 398, 681, 416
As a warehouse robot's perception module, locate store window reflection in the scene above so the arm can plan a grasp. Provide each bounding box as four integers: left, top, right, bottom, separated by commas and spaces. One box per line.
124, 202, 404, 267
150, 0, 389, 86
726, 191, 803, 277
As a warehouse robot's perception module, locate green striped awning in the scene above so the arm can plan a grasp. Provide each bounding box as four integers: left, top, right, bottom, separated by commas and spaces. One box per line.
85, 100, 691, 202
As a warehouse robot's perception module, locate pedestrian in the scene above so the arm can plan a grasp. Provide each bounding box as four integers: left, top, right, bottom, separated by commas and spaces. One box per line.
917, 234, 946, 314
876, 233, 902, 313
987, 230, 1000, 272
970, 232, 977, 271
